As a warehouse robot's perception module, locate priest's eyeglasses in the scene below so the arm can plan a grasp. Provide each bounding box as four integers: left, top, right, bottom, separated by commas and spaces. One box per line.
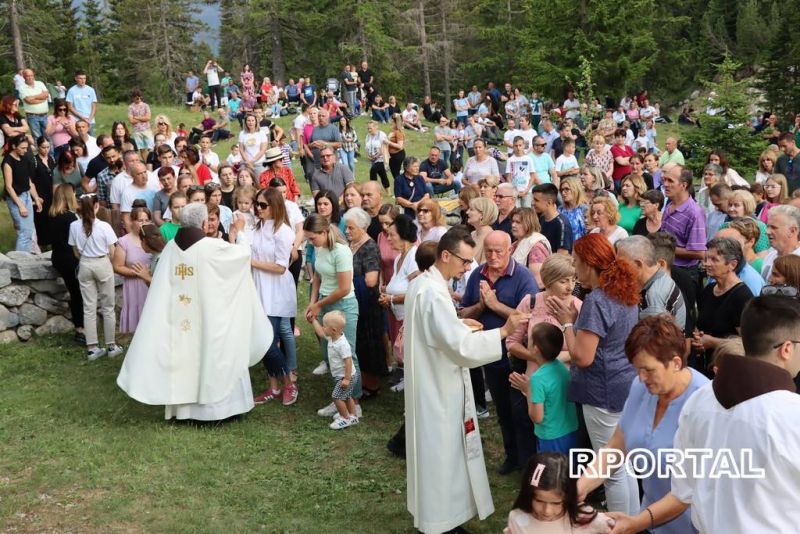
448, 250, 473, 267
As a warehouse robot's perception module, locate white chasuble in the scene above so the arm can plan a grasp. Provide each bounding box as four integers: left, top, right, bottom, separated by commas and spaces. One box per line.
403, 266, 504, 533
117, 237, 271, 420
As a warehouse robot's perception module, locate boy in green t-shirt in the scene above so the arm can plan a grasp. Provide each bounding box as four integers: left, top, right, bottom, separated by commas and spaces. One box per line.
159, 191, 187, 242
519, 322, 579, 455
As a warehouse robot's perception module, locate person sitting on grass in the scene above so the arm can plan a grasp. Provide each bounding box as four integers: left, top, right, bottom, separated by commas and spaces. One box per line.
310, 310, 361, 430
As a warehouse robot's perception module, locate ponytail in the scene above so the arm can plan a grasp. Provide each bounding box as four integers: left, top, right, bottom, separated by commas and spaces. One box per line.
79, 194, 97, 238
303, 212, 346, 250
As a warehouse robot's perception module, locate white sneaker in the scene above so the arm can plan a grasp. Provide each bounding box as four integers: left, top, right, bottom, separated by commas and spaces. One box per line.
317, 402, 337, 417
312, 361, 329, 376
106, 343, 124, 359
348, 415, 359, 426
485, 389, 492, 403
330, 416, 355, 430
390, 378, 405, 393
87, 347, 107, 361
356, 404, 363, 418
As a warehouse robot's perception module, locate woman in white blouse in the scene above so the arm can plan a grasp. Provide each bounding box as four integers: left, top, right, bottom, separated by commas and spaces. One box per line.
238, 113, 268, 170
250, 188, 298, 406
415, 198, 449, 243
589, 196, 628, 244
462, 138, 500, 185
68, 194, 124, 361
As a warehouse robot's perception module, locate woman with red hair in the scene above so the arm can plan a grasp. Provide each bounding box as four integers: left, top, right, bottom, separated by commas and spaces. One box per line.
546, 232, 642, 516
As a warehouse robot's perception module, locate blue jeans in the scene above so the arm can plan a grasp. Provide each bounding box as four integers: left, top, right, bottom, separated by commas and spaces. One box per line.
339, 149, 356, 172
263, 316, 294, 377
372, 109, 390, 123
425, 179, 462, 196
28, 114, 48, 141
317, 296, 362, 398
6, 191, 34, 251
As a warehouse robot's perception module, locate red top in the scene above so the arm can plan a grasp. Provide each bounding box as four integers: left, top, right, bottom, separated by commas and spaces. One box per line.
196, 164, 213, 185
610, 144, 634, 183
258, 166, 301, 201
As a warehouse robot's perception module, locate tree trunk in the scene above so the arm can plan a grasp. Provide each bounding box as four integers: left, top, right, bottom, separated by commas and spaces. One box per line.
357, 0, 368, 62
441, 0, 451, 116
418, 0, 431, 98
270, 15, 286, 82
10, 0, 24, 71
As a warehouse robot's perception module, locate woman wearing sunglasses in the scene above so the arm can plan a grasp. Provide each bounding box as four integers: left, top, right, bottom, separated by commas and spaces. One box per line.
45, 98, 77, 161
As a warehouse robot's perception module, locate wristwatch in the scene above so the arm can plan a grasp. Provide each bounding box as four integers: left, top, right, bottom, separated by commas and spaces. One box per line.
560, 322, 574, 333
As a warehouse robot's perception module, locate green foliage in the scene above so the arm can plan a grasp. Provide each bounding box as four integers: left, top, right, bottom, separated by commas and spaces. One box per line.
758, 0, 800, 124
683, 57, 765, 176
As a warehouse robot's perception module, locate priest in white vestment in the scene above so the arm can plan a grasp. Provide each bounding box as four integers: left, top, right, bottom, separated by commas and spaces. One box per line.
117, 203, 272, 421
403, 227, 527, 533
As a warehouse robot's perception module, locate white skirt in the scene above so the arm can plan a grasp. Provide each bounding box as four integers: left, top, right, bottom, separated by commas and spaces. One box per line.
164, 369, 255, 421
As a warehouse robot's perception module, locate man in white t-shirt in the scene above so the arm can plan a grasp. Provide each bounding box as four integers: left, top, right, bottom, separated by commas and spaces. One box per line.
563, 91, 581, 120
203, 59, 223, 109
75, 120, 100, 159
607, 295, 800, 533
120, 162, 159, 229
762, 205, 800, 280
503, 118, 520, 157
402, 104, 426, 132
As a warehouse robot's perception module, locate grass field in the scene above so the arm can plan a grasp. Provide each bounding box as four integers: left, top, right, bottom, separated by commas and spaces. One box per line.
0, 106, 686, 532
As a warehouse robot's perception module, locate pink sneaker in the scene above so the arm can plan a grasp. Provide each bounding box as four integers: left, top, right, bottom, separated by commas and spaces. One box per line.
282, 384, 299, 406
254, 389, 281, 404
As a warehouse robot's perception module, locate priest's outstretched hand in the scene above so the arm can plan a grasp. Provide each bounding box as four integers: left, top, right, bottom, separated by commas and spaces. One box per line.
500, 311, 530, 339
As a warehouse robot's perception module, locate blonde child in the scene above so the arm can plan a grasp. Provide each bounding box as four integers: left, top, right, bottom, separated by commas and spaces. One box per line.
226, 143, 243, 168
555, 139, 579, 180
506, 453, 614, 534
310, 310, 361, 430
233, 185, 256, 230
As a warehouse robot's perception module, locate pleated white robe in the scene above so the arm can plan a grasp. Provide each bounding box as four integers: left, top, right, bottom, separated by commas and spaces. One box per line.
404, 265, 504, 533
116, 236, 272, 420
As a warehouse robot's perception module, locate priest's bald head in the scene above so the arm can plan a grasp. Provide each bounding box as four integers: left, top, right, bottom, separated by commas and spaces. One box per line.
181, 202, 209, 232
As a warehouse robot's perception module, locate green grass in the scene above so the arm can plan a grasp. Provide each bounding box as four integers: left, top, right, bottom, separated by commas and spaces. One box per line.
0, 106, 687, 531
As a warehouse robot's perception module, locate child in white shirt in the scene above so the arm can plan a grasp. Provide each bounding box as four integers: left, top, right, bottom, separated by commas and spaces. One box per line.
311, 310, 360, 430
505, 136, 538, 208
233, 186, 256, 231
632, 127, 649, 152
226, 144, 242, 168
554, 139, 579, 181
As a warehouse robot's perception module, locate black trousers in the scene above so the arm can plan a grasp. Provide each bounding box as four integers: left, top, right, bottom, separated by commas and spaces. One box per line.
389, 149, 405, 181
208, 85, 222, 109
370, 161, 390, 189
53, 260, 84, 329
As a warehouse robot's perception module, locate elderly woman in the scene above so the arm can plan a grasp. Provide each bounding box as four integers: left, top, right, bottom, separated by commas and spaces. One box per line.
546, 233, 642, 515
466, 196, 498, 263
719, 189, 769, 253
343, 207, 385, 397
507, 254, 581, 376
759, 173, 789, 223
589, 196, 628, 244
258, 147, 300, 201
463, 138, 500, 185
416, 197, 449, 243
394, 156, 429, 218
112, 205, 153, 333
580, 165, 615, 203
577, 315, 708, 534
692, 237, 754, 369
696, 163, 723, 214
251, 188, 299, 405
617, 174, 647, 234
768, 254, 800, 290
708, 149, 748, 186
558, 177, 588, 241
632, 189, 664, 236
304, 213, 363, 413
584, 134, 614, 181
510, 207, 551, 286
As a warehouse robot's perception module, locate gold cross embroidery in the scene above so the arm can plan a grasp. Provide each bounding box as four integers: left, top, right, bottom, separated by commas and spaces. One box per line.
178, 294, 192, 305
175, 263, 194, 280
180, 319, 191, 332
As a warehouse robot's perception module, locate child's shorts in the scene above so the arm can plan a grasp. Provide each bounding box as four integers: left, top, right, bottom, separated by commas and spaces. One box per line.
332, 372, 360, 400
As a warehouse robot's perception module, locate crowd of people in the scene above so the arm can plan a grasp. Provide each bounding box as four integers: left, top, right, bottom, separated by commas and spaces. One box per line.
5, 64, 800, 534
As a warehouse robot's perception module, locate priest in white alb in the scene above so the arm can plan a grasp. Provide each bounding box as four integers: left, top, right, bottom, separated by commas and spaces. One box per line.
403, 227, 527, 533
117, 203, 271, 421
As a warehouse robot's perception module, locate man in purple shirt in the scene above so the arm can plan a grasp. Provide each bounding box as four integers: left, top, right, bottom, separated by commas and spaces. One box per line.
661, 164, 706, 290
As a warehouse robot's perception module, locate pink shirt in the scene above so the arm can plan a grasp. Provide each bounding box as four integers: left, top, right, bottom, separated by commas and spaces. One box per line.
47, 115, 76, 147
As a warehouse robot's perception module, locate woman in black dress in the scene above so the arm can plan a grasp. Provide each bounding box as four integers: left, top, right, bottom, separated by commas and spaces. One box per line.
342, 206, 386, 397
32, 136, 55, 248
47, 183, 84, 343
691, 236, 754, 375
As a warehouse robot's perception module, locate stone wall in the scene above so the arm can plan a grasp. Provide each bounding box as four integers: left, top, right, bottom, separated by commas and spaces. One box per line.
0, 251, 120, 344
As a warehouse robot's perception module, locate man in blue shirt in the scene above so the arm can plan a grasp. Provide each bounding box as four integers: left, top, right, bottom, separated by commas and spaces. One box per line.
459, 230, 538, 475
66, 70, 98, 135
301, 77, 317, 107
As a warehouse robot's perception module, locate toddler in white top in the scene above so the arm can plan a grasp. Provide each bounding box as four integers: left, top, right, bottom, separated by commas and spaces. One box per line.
311, 310, 361, 429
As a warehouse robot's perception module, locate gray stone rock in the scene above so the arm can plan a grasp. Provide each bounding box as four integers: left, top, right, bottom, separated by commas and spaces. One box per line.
0, 304, 20, 331
0, 330, 18, 343
18, 303, 47, 326
16, 325, 33, 341
35, 315, 74, 336
5, 251, 35, 261
33, 293, 69, 315
690, 90, 701, 100
0, 285, 31, 307
15, 261, 59, 280
28, 279, 66, 294
0, 268, 10, 289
